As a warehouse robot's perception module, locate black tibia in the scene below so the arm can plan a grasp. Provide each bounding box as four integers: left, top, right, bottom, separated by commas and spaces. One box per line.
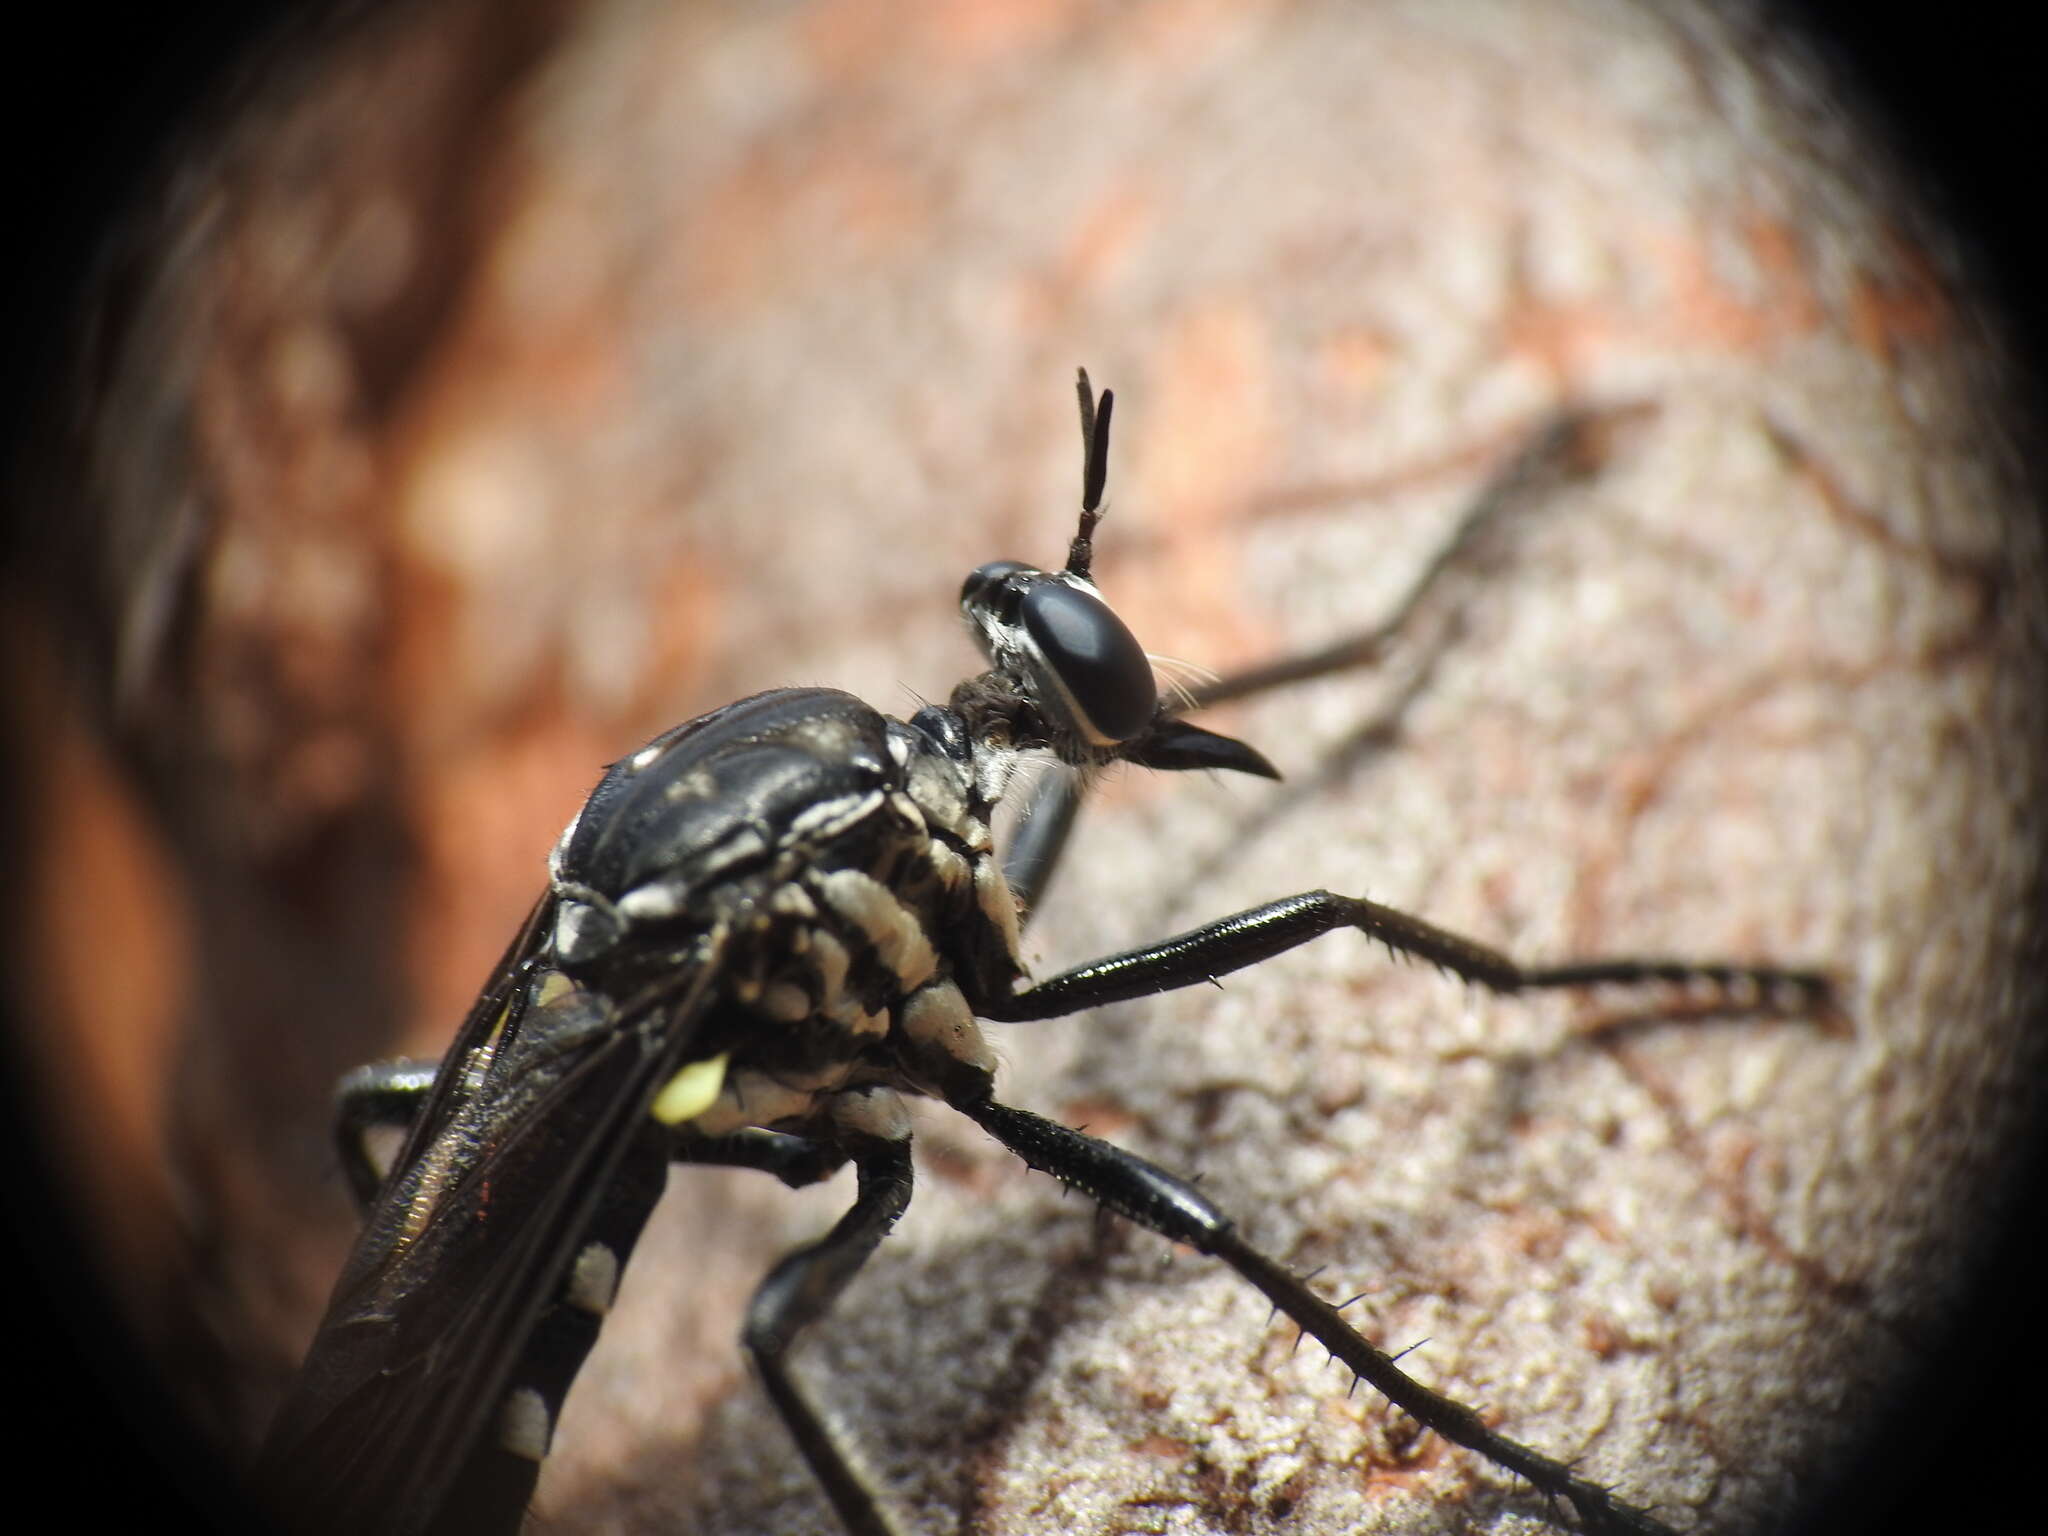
958, 1097, 1225, 1243
674, 1128, 848, 1189
959, 1096, 1677, 1536
743, 1131, 915, 1536
980, 887, 1831, 1024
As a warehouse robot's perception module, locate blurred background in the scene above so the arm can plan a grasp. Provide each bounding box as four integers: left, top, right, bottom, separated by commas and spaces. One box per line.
5, 2, 2044, 1533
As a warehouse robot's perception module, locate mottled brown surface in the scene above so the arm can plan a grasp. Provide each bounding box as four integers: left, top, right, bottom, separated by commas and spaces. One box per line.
11, 1, 2043, 1533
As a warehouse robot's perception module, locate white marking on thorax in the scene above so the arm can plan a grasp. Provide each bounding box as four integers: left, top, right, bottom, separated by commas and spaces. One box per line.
552, 900, 600, 956
974, 853, 1026, 971
925, 837, 972, 891
618, 883, 683, 920
905, 754, 973, 840
807, 867, 938, 991
807, 927, 851, 1012
971, 741, 1022, 811
547, 811, 581, 883
788, 789, 885, 845
886, 790, 926, 836
770, 884, 818, 920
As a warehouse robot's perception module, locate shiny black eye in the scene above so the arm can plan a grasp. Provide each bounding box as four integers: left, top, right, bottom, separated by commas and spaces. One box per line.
960, 560, 1031, 616
1020, 582, 1157, 743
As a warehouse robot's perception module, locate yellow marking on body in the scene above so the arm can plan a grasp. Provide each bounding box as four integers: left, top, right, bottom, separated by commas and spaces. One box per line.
652, 1052, 732, 1125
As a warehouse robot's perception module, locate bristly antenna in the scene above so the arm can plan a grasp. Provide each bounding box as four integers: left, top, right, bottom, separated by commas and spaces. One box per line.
1067, 367, 1114, 580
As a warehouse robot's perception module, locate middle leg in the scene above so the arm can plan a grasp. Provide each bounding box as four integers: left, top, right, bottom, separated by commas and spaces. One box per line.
953, 1092, 1678, 1536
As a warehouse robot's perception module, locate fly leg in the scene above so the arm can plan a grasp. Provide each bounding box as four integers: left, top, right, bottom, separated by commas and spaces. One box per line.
978, 886, 1829, 1024
741, 1088, 917, 1536
673, 1127, 849, 1188
333, 1058, 441, 1207
952, 1093, 1675, 1536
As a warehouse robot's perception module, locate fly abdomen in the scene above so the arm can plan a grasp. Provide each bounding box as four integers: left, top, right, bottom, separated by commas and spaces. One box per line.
425, 1120, 667, 1536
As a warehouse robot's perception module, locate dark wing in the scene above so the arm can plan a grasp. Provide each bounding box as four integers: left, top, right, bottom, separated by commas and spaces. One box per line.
256, 909, 728, 1536
376, 891, 560, 1199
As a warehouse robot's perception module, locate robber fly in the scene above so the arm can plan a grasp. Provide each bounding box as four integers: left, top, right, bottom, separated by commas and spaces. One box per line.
254, 373, 1828, 1536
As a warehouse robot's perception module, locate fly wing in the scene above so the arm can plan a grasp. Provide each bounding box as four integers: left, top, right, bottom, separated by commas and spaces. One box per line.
378, 891, 559, 1193
257, 918, 728, 1536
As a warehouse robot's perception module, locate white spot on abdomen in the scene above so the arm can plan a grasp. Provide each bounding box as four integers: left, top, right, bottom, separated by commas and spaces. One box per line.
500, 1387, 552, 1463
567, 1242, 620, 1318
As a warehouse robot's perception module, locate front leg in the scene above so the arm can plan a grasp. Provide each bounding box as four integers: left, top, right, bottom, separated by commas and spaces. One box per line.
979, 887, 1830, 1024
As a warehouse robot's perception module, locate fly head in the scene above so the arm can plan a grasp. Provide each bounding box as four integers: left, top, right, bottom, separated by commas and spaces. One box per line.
951, 370, 1277, 782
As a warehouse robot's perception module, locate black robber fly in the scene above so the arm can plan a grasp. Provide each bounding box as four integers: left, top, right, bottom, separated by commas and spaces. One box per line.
255, 373, 1829, 1536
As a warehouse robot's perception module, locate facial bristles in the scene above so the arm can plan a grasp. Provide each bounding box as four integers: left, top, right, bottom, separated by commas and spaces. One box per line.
1148, 653, 1220, 714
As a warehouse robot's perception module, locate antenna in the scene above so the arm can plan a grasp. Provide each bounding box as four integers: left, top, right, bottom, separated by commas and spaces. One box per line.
1067, 367, 1114, 579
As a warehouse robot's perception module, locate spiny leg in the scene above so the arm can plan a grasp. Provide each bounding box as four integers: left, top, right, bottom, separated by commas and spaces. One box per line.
955, 1094, 1677, 1536
741, 1089, 916, 1536
980, 886, 1830, 1024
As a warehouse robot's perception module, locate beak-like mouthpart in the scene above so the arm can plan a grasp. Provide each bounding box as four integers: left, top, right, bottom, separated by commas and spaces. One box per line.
1122, 718, 1281, 779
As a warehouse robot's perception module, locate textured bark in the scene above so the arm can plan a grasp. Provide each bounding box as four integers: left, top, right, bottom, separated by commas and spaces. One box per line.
14, 1, 2043, 1533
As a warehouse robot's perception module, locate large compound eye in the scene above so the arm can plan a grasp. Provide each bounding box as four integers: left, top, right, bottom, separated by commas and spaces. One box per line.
960, 560, 1032, 616
1020, 581, 1157, 743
